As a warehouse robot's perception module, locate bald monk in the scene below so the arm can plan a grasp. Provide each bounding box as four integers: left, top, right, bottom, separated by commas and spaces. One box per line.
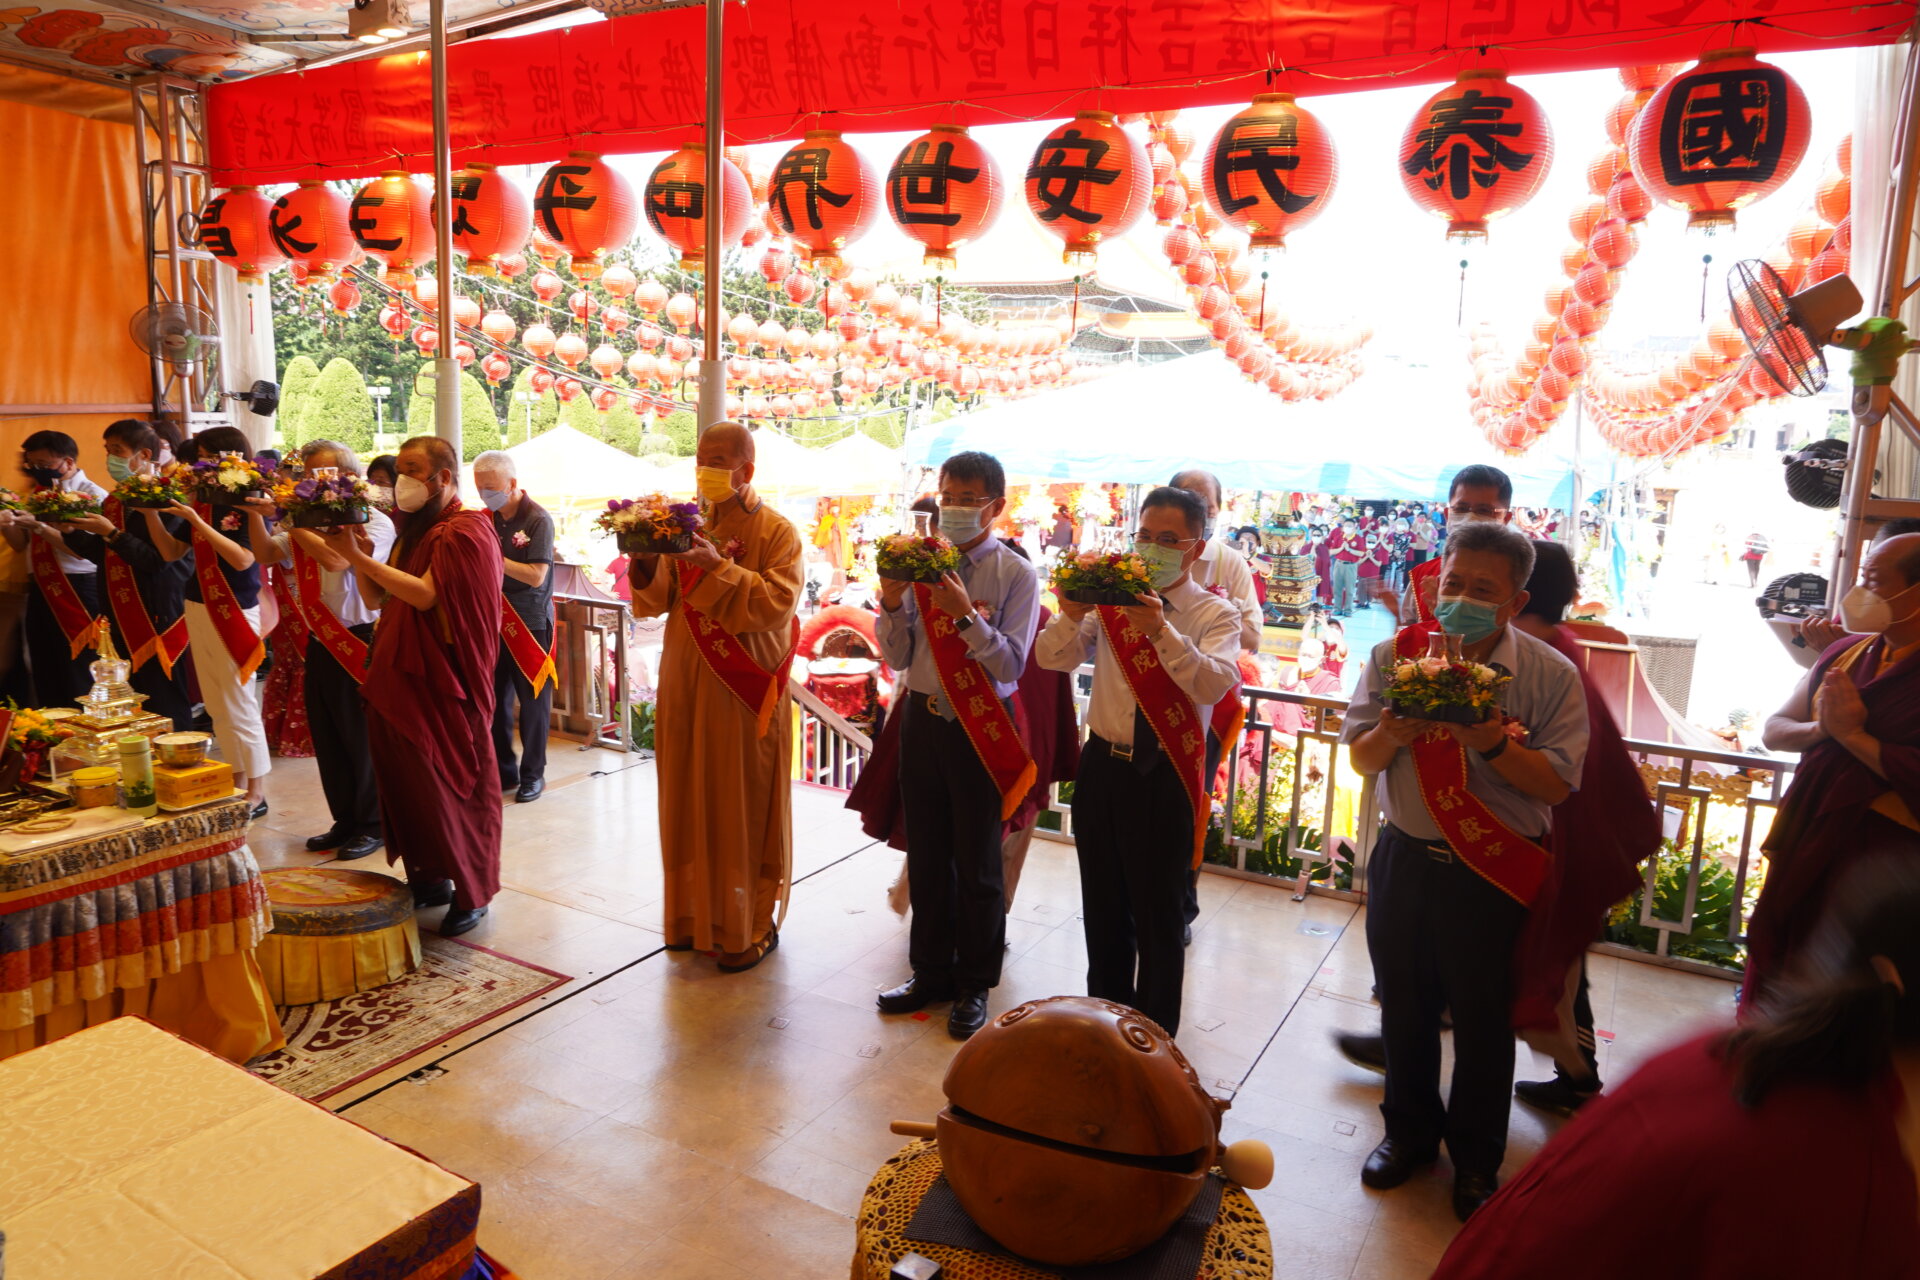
327, 435, 503, 937
630, 422, 804, 971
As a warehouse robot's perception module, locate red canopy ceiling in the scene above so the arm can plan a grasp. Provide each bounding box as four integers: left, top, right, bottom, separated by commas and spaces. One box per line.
206, 0, 1914, 185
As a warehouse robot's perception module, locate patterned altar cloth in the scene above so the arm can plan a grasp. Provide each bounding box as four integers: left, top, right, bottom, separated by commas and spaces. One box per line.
0, 798, 278, 1060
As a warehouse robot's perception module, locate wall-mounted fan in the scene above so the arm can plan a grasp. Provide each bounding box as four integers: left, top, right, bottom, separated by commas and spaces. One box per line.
1781, 437, 1851, 509
128, 302, 217, 372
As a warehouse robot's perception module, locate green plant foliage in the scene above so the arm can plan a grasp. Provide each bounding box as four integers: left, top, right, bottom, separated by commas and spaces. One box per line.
1605, 833, 1747, 969
302, 357, 377, 455
1204, 744, 1352, 890
271, 275, 417, 425
629, 700, 656, 750
406, 365, 502, 460
275, 355, 321, 449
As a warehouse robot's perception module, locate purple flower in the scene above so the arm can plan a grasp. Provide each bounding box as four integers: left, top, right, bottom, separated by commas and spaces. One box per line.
293, 479, 319, 501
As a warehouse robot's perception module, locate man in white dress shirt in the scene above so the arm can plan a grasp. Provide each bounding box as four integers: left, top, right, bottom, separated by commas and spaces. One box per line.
1037, 486, 1241, 1037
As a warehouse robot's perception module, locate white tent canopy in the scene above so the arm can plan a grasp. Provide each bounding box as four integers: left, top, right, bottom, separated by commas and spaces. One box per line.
492, 424, 683, 504
903, 352, 1581, 508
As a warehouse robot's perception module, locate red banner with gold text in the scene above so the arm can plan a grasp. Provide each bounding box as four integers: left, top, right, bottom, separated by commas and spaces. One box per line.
1098, 605, 1208, 869
676, 562, 796, 736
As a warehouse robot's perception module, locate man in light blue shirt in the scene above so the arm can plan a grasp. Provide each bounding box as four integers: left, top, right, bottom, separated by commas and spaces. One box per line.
875, 451, 1039, 1040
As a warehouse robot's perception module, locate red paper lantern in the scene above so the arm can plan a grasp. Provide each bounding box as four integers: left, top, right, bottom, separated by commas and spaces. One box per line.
1587, 219, 1638, 269
533, 151, 638, 279
1025, 111, 1149, 264
1399, 71, 1554, 243
481, 310, 517, 347
634, 278, 668, 317
378, 302, 406, 339
665, 292, 697, 331
497, 252, 528, 279
349, 172, 434, 289
644, 144, 752, 272
554, 332, 588, 370
327, 279, 360, 314
197, 188, 285, 283
531, 270, 564, 303
602, 264, 638, 298
481, 352, 511, 385
589, 343, 623, 379
1626, 48, 1812, 233
443, 164, 532, 278
521, 323, 555, 359
556, 377, 583, 403
887, 125, 1002, 273
769, 130, 880, 271
1202, 94, 1336, 251
268, 182, 358, 283
1816, 171, 1851, 226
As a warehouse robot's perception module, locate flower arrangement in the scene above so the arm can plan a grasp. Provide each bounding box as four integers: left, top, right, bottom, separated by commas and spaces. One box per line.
115, 468, 188, 510
874, 532, 961, 583
5, 702, 76, 781
0, 488, 23, 511
1382, 643, 1510, 725
597, 493, 703, 554
1049, 549, 1155, 605
25, 488, 102, 524
273, 470, 373, 528
191, 453, 271, 505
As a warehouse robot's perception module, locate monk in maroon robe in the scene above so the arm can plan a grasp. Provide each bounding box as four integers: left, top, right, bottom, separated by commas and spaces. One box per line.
330, 435, 502, 936
1753, 533, 1920, 1004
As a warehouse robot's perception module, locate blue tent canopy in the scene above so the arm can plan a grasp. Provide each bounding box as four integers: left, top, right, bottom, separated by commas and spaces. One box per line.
905, 352, 1579, 508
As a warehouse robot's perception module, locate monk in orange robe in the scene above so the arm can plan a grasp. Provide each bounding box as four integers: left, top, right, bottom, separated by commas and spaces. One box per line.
630, 423, 803, 970
328, 435, 502, 937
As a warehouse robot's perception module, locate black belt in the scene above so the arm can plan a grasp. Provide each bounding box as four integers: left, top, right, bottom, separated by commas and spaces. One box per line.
1384, 821, 1543, 863
1090, 732, 1137, 762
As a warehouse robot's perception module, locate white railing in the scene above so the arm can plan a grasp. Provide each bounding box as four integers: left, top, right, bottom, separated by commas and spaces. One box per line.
790, 677, 874, 791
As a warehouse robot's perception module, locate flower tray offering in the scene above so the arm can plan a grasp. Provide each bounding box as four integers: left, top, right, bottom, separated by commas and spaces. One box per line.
274, 469, 372, 528
1381, 639, 1509, 725
1049, 550, 1154, 605
597, 493, 703, 555
25, 489, 102, 524
875, 532, 961, 584
191, 453, 271, 506
114, 469, 187, 510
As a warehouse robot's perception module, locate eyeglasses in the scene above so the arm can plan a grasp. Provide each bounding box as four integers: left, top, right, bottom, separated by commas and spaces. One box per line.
939, 495, 994, 508
1448, 504, 1509, 519
1133, 532, 1199, 549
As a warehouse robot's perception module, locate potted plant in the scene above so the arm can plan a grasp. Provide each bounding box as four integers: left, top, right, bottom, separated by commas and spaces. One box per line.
1380, 633, 1509, 725
874, 532, 961, 583
190, 453, 271, 506
1048, 549, 1155, 606
274, 469, 372, 528
596, 493, 704, 555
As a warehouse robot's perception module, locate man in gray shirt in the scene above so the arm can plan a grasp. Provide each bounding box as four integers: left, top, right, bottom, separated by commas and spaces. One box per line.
1339, 521, 1588, 1222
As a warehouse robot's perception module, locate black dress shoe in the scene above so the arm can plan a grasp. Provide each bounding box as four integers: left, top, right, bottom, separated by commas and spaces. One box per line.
336, 835, 382, 861
948, 991, 989, 1040
1335, 1032, 1388, 1074
440, 905, 489, 937
876, 977, 955, 1014
249, 799, 269, 820
1183, 922, 1193, 947
1360, 1138, 1437, 1191
1514, 1075, 1601, 1117
411, 878, 456, 909
305, 829, 348, 852
1453, 1171, 1499, 1221
515, 777, 545, 803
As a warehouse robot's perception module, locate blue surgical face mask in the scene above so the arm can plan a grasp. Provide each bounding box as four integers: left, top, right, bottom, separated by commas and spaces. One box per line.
939, 504, 984, 542
106, 455, 135, 483
479, 487, 511, 512
1434, 593, 1509, 644
1136, 542, 1187, 591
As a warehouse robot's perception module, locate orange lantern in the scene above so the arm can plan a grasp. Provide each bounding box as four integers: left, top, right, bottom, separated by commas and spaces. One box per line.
554, 333, 588, 370
197, 188, 285, 283
349, 172, 434, 290
268, 182, 358, 283
602, 264, 638, 298
589, 343, 624, 379
522, 323, 557, 360
1587, 219, 1638, 269
887, 125, 1002, 273
769, 130, 880, 271
533, 151, 639, 279
665, 292, 697, 331
644, 144, 752, 272
1399, 71, 1553, 243
481, 310, 517, 347
1626, 48, 1811, 233
481, 352, 511, 385
1816, 171, 1851, 226
1025, 111, 1149, 264
444, 164, 532, 277
1202, 94, 1336, 251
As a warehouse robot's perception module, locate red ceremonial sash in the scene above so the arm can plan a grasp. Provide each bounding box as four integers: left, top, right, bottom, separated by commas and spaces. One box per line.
191, 503, 265, 682
500, 597, 556, 695
292, 544, 369, 683
914, 582, 1036, 822
675, 561, 797, 736
1394, 625, 1551, 906
1098, 606, 1209, 869
102, 497, 185, 674
26, 536, 100, 660
1208, 680, 1245, 799
1409, 556, 1441, 625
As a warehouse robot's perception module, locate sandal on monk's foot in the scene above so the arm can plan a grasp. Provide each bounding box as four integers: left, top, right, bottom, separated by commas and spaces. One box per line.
717, 929, 778, 973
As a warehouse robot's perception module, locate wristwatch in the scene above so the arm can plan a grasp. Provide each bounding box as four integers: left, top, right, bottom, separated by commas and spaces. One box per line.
955, 614, 977, 634
1479, 737, 1509, 762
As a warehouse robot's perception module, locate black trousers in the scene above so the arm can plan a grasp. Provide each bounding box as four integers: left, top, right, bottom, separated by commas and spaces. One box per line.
306, 625, 381, 839
1073, 736, 1194, 1037
128, 634, 193, 731
25, 573, 102, 707
1366, 823, 1529, 1176
1182, 727, 1225, 928
900, 695, 1006, 994
493, 628, 553, 786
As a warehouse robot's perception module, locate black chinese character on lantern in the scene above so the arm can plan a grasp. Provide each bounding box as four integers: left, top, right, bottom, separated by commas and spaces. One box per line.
1026, 126, 1117, 224
646, 159, 705, 223
448, 174, 481, 237
770, 148, 852, 232
1402, 88, 1537, 198
534, 164, 597, 238
348, 188, 403, 252
268, 200, 317, 257
1659, 66, 1788, 187
198, 196, 235, 257
1212, 114, 1316, 216
889, 140, 981, 226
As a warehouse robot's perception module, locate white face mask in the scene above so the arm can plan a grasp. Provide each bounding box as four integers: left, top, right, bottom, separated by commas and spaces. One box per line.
1842, 580, 1920, 634
394, 473, 435, 513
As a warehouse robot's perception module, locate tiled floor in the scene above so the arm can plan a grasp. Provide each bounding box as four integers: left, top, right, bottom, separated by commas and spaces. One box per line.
250, 741, 1739, 1280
